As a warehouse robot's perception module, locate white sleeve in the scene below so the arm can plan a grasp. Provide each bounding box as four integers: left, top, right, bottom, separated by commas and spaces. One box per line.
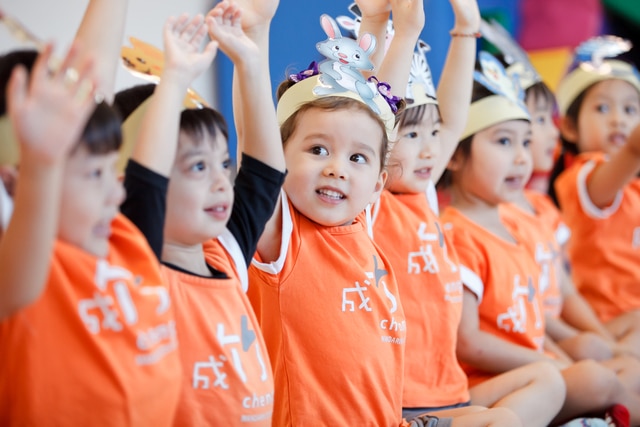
576, 160, 623, 219
251, 190, 293, 275
0, 180, 13, 232
460, 265, 484, 304
217, 229, 249, 292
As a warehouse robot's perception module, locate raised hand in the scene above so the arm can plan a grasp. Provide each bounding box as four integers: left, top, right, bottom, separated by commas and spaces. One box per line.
389, 0, 425, 39
162, 13, 218, 86
208, 0, 278, 37
449, 0, 481, 33
6, 42, 97, 165
355, 0, 392, 20
206, 0, 259, 65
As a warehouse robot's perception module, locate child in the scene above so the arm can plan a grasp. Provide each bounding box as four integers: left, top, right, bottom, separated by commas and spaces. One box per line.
115, 2, 286, 424
483, 24, 640, 361
0, 43, 183, 425
548, 36, 640, 332
441, 51, 640, 425
245, 10, 414, 425
367, 3, 563, 426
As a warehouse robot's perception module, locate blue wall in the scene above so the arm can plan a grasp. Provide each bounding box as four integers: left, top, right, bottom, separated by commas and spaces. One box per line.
216, 0, 520, 159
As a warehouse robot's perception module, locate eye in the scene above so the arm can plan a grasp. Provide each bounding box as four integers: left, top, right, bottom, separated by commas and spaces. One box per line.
350, 153, 368, 164
354, 53, 361, 60
596, 104, 609, 113
496, 137, 511, 146
403, 131, 418, 140
625, 105, 638, 115
332, 45, 340, 52
222, 158, 231, 169
311, 146, 329, 156
523, 138, 532, 148
190, 161, 207, 172
88, 168, 103, 179
535, 115, 546, 125
431, 129, 440, 137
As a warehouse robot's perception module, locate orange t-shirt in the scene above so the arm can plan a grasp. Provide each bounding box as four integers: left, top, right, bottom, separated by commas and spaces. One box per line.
501, 191, 569, 318
163, 237, 273, 426
555, 153, 640, 321
248, 194, 407, 426
441, 207, 545, 387
372, 190, 469, 408
0, 214, 182, 426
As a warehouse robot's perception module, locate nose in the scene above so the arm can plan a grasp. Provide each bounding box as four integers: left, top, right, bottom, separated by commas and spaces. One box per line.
323, 158, 348, 180
514, 142, 530, 165
210, 165, 231, 193
109, 176, 126, 207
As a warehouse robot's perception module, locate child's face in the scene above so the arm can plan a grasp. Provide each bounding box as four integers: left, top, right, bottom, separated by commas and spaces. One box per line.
59, 146, 125, 257
526, 94, 558, 173
283, 106, 386, 226
387, 107, 441, 194
452, 120, 532, 205
569, 79, 640, 155
165, 130, 233, 246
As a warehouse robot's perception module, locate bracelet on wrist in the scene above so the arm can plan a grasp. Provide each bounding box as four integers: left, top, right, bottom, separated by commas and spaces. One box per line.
449, 30, 481, 38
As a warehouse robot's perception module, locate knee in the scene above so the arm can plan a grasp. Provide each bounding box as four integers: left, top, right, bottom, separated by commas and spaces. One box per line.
531, 360, 566, 397
572, 359, 619, 406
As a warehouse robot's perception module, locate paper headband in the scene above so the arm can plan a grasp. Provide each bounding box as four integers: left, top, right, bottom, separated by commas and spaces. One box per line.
405, 40, 438, 107
479, 19, 541, 91
556, 36, 640, 115
277, 14, 399, 137
460, 51, 530, 141
116, 37, 212, 173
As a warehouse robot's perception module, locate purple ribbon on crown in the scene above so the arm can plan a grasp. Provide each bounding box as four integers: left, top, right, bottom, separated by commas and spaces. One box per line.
289, 61, 319, 82
368, 76, 402, 114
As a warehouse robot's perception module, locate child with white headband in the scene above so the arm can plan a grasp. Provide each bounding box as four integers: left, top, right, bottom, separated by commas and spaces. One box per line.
246, 2, 419, 424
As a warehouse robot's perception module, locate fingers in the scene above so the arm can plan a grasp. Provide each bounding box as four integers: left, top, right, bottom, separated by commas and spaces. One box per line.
6, 65, 28, 117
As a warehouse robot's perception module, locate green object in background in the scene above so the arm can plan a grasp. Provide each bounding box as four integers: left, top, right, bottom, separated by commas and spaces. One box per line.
602, 0, 640, 25
479, 10, 511, 55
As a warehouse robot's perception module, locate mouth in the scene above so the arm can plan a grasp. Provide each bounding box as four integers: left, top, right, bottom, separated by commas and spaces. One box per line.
339, 58, 348, 64
504, 175, 525, 190
609, 132, 627, 147
204, 203, 230, 220
316, 187, 346, 204
414, 167, 433, 180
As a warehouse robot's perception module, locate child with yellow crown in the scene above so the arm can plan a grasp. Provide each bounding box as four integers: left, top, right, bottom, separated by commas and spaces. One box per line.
440, 47, 640, 426
246, 0, 422, 424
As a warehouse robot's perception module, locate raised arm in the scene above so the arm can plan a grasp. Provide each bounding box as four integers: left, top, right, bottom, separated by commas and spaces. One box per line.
587, 123, 640, 208
207, 1, 285, 172
432, 0, 480, 183
208, 0, 285, 263
354, 0, 392, 72
73, 0, 129, 103
375, 0, 424, 97
0, 44, 97, 319
208, 0, 279, 151
131, 14, 218, 176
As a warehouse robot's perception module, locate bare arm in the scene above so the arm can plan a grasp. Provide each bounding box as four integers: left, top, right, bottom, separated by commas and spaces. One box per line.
0, 44, 97, 319
208, 0, 285, 263
73, 0, 129, 103
432, 0, 480, 183
587, 123, 640, 208
131, 14, 217, 176
457, 289, 553, 373
355, 0, 392, 72
375, 0, 424, 97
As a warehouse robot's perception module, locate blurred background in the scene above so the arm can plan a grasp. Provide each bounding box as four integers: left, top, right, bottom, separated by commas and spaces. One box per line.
1, 0, 638, 156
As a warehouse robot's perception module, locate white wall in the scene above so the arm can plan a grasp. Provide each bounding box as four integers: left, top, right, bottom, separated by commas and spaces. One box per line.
0, 0, 218, 107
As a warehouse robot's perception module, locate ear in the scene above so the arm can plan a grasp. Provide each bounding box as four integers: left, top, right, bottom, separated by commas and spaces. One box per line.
370, 169, 388, 205
447, 149, 464, 172
359, 33, 376, 56
559, 115, 579, 144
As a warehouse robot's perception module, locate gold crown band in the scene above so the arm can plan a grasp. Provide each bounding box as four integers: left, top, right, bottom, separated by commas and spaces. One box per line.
460, 95, 531, 141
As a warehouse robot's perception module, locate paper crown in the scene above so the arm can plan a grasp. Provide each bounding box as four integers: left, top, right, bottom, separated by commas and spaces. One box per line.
277, 14, 399, 137
117, 37, 212, 173
405, 40, 438, 107
461, 51, 530, 141
479, 18, 541, 91
556, 35, 640, 115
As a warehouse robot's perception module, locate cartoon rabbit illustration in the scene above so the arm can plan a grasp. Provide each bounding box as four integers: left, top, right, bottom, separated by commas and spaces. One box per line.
314, 14, 381, 114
